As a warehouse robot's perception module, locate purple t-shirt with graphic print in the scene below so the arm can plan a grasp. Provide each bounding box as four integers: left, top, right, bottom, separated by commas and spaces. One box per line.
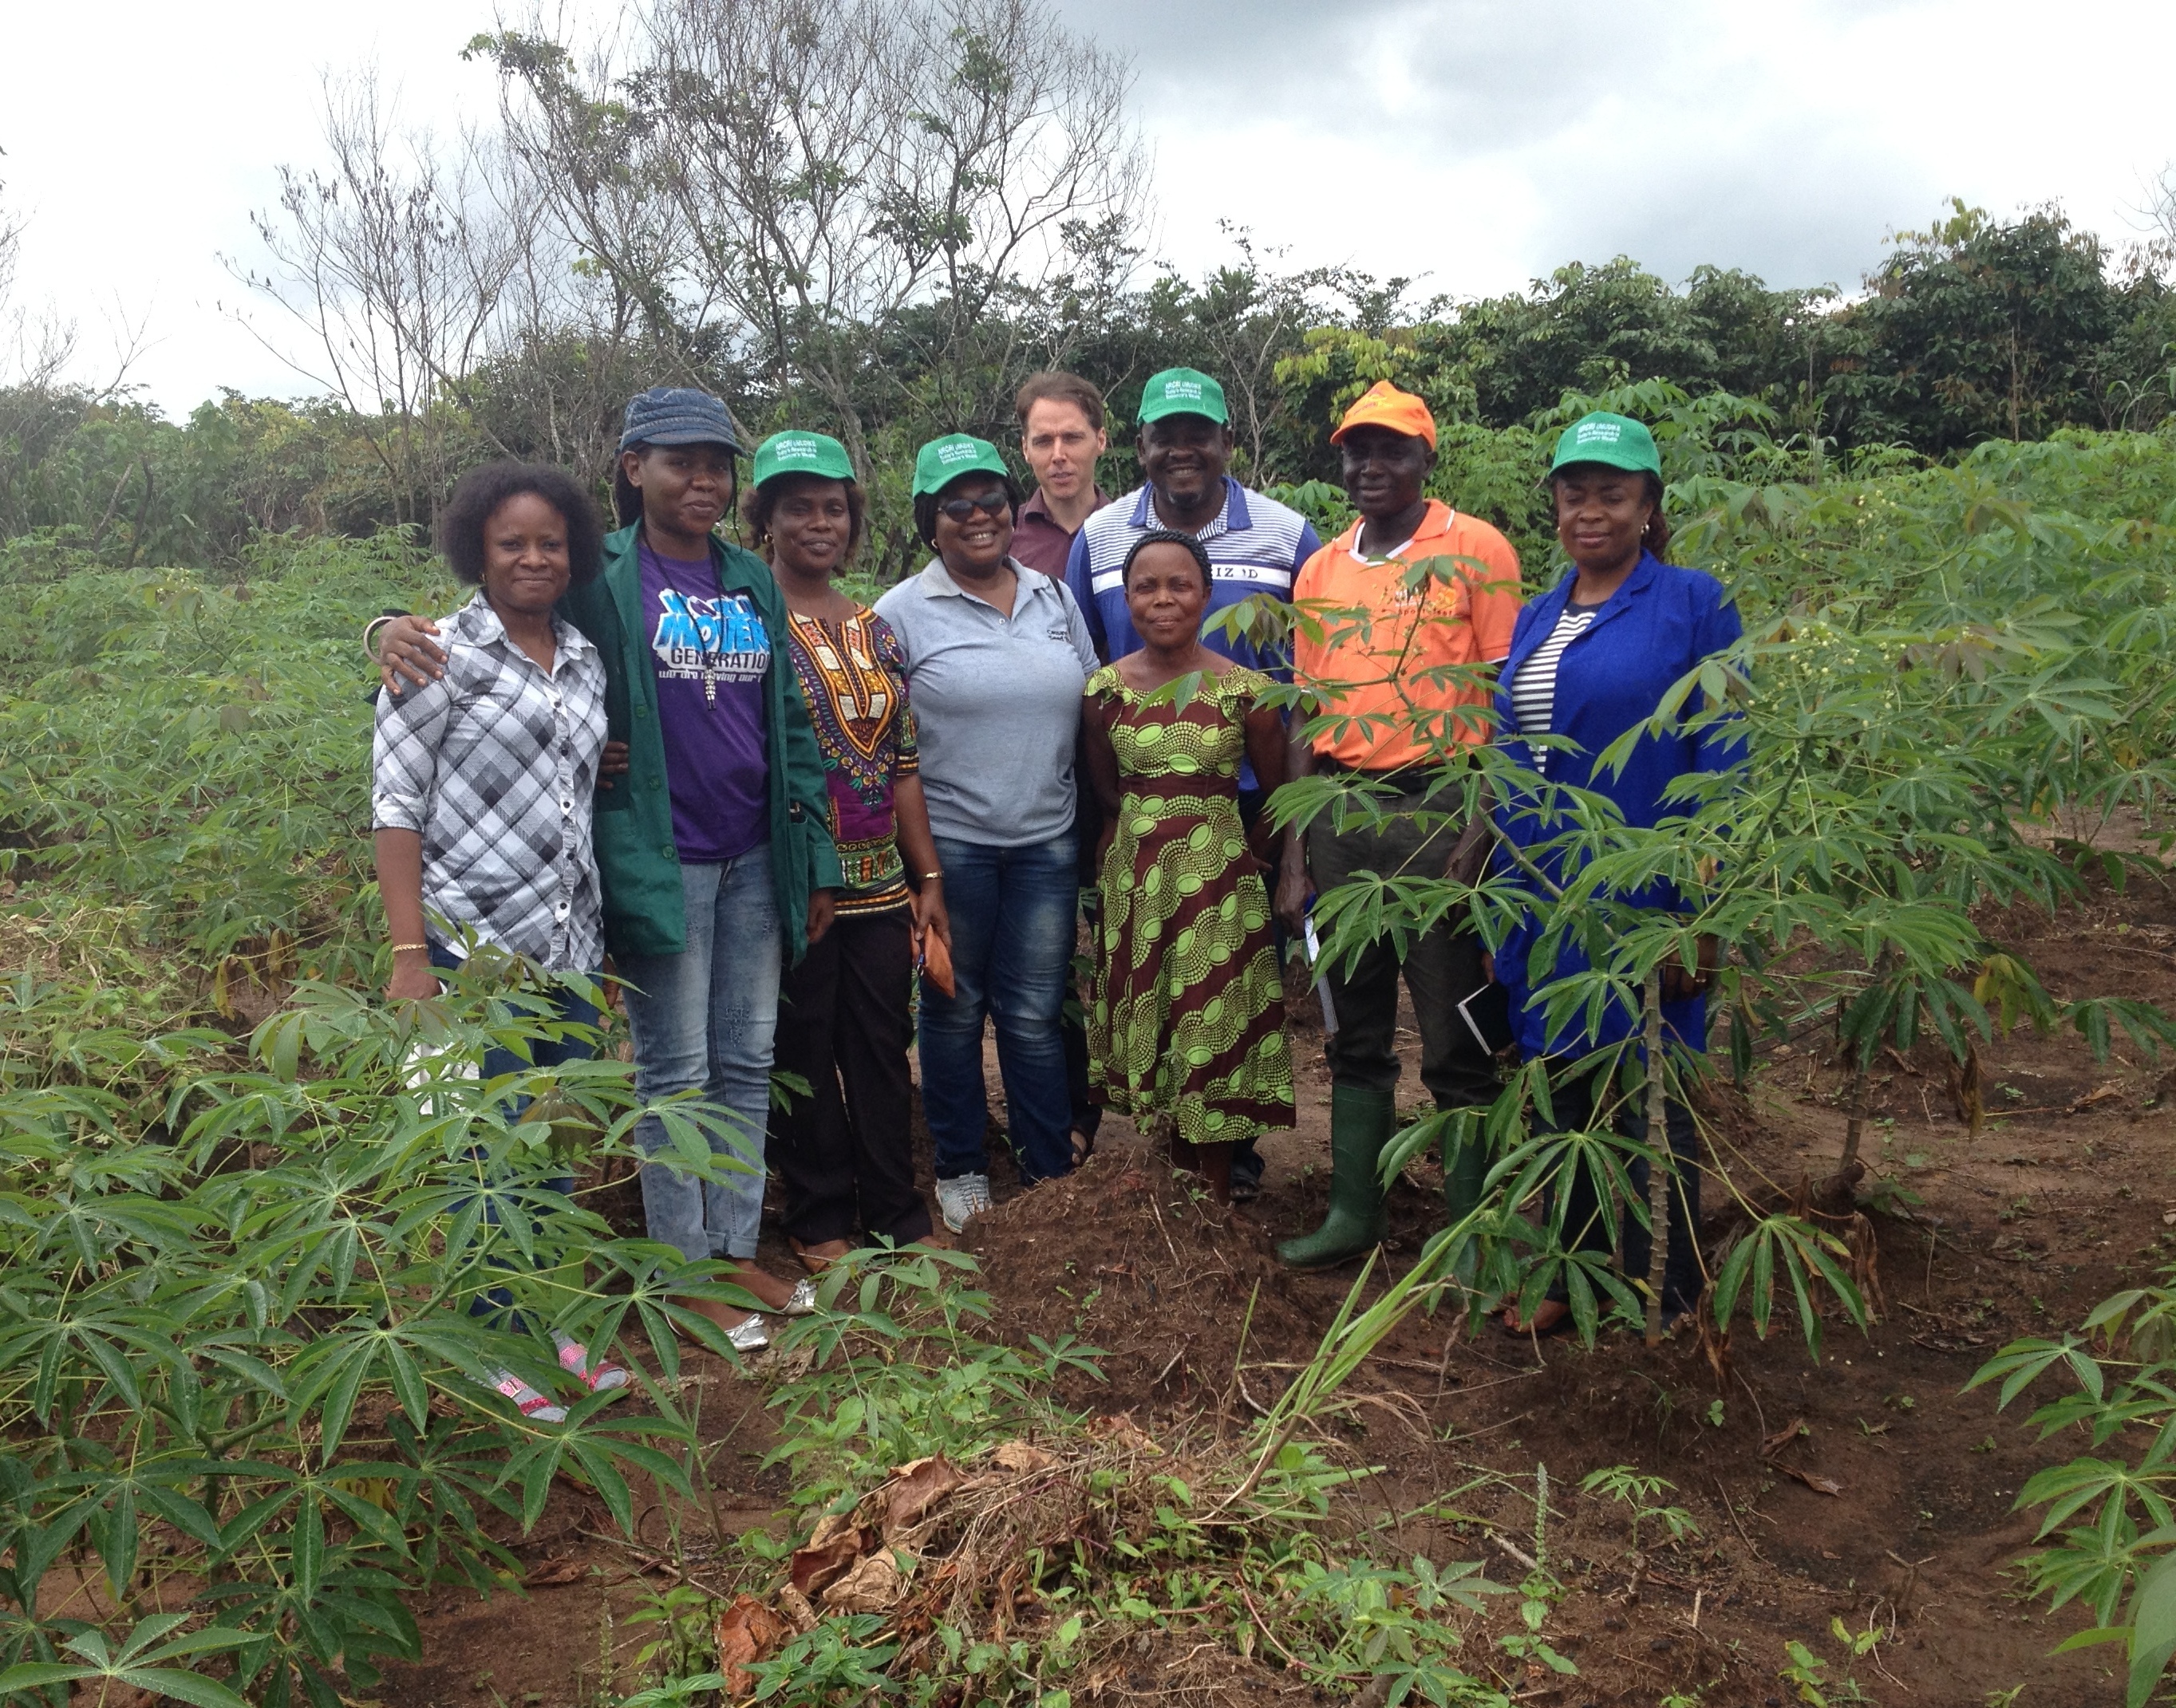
640, 542, 770, 862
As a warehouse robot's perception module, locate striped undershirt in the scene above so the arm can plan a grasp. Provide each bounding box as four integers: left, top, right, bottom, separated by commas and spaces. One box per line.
1507, 604, 1602, 774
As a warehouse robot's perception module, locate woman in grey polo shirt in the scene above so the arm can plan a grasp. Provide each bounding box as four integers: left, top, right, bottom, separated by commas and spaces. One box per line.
873, 435, 1100, 1233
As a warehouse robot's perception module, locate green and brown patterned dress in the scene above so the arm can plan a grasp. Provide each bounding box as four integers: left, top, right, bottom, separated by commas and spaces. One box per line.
1086, 664, 1294, 1146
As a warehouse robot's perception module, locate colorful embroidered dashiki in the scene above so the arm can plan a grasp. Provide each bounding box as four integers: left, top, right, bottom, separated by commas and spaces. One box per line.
1085, 663, 1294, 1145
784, 607, 918, 916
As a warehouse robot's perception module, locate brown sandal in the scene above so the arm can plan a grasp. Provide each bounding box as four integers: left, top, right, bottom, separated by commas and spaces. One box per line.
789, 1237, 851, 1276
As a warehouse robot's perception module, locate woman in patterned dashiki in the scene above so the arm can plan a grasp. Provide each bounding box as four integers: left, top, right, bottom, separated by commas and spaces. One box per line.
1080, 530, 1293, 1204
746, 432, 949, 1267
373, 460, 626, 1422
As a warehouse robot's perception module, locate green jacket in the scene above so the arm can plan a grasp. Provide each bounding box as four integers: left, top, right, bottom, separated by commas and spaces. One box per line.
561, 523, 841, 961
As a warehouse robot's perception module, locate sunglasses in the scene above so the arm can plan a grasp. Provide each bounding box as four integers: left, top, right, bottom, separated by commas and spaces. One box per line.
938, 492, 1011, 523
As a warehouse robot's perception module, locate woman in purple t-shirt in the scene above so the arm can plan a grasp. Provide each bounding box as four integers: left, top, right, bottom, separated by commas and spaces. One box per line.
377, 389, 843, 1355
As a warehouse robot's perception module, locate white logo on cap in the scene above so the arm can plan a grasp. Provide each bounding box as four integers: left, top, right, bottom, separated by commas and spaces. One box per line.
1163, 379, 1204, 401
1574, 420, 1624, 444
776, 439, 819, 460
938, 440, 977, 464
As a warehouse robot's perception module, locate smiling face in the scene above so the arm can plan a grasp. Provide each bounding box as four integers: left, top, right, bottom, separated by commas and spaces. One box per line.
766, 475, 854, 578
930, 474, 1016, 577
1137, 414, 1233, 512
624, 442, 736, 544
1122, 539, 1211, 651
478, 491, 572, 618
1553, 463, 1655, 577
1337, 424, 1436, 523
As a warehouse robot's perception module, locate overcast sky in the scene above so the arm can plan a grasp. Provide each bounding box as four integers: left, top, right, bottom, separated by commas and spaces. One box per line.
6, 0, 2172, 416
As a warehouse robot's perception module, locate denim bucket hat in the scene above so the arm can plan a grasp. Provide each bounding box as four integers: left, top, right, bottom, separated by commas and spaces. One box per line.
618, 387, 746, 456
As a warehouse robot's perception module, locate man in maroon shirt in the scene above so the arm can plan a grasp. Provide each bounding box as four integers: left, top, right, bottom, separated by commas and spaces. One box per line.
1011, 372, 1111, 578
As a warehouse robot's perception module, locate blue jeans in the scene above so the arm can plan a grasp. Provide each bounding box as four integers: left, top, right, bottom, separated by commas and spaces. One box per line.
618, 845, 782, 1262
428, 946, 602, 1095
921, 834, 1077, 1185
428, 948, 600, 1322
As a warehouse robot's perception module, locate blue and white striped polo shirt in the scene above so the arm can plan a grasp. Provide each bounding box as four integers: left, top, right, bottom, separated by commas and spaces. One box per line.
1062, 476, 1321, 676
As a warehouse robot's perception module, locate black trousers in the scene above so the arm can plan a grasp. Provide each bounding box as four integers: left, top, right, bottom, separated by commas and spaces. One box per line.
1546, 1064, 1704, 1316
769, 905, 932, 1246
1305, 784, 1499, 1110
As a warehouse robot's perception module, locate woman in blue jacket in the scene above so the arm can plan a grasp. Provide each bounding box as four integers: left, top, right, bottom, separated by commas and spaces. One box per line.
1492, 412, 1743, 1337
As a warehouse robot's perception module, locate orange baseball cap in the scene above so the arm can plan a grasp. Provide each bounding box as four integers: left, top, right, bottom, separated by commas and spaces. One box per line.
1329, 380, 1436, 449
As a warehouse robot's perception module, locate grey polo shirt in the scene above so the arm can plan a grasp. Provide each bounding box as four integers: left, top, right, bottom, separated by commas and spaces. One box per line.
873, 557, 1099, 848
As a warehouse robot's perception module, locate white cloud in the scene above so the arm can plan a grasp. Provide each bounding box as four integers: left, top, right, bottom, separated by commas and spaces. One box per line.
4, 0, 2169, 416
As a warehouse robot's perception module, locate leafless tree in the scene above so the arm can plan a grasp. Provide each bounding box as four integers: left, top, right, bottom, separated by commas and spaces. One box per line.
480, 0, 1146, 479
231, 72, 533, 525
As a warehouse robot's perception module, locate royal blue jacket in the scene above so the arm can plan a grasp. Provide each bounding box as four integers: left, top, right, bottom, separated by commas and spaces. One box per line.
1491, 552, 1744, 1059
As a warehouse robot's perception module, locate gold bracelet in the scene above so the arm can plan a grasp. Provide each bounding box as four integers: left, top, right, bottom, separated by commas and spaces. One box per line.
389, 941, 429, 953
918, 871, 943, 882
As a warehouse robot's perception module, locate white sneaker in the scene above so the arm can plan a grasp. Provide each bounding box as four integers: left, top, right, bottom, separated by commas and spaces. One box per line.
936, 1172, 992, 1233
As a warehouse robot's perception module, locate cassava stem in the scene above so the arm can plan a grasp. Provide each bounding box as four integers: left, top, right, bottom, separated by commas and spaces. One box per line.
1644, 966, 1671, 1348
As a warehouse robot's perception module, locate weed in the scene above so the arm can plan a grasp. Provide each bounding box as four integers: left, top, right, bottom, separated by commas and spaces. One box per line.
1580, 1465, 1700, 1554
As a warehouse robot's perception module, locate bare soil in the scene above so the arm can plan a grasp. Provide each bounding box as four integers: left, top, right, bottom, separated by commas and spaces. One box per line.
377, 868, 2176, 1706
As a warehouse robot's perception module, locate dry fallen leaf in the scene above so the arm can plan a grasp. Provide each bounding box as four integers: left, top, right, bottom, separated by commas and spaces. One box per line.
1087, 1413, 1161, 1455
822, 1548, 906, 1614
2069, 1083, 2123, 1114
1778, 1464, 1843, 1497
775, 1584, 819, 1634
522, 1556, 586, 1588
788, 1518, 868, 1598
990, 1440, 1056, 1475
716, 1594, 791, 1696
1761, 1418, 1809, 1458
882, 1454, 966, 1539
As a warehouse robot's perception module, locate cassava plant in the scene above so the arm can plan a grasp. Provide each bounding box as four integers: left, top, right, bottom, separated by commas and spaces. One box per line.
1267, 384, 2176, 1359
0, 969, 768, 1706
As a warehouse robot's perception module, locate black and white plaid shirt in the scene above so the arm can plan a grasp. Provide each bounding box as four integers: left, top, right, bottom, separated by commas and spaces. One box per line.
372, 593, 608, 971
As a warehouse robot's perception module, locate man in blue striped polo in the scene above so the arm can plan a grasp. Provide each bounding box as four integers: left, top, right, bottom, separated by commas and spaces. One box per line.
1064, 366, 1321, 1197
1065, 367, 1321, 680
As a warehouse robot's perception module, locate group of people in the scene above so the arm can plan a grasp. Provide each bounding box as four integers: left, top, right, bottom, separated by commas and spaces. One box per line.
369, 360, 1742, 1414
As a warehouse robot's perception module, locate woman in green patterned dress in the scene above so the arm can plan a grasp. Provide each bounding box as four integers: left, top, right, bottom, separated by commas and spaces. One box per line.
1081, 530, 1294, 1204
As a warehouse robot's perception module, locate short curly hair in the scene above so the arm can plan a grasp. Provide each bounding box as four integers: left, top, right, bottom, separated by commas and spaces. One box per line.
1120, 527, 1213, 592
439, 462, 605, 588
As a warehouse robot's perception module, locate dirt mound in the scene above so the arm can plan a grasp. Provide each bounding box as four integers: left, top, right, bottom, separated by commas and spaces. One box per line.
965, 1144, 1335, 1415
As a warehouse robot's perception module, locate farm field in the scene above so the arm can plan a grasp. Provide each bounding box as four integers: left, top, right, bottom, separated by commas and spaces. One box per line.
349, 874, 2176, 1708
6, 405, 2176, 1708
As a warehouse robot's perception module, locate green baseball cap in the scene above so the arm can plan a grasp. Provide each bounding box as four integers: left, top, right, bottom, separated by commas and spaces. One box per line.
752, 429, 855, 488
1136, 366, 1228, 427
1550, 411, 1661, 478
911, 432, 1012, 497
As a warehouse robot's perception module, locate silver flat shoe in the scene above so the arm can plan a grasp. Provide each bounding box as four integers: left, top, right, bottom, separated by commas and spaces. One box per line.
782, 1277, 819, 1317
725, 1312, 770, 1353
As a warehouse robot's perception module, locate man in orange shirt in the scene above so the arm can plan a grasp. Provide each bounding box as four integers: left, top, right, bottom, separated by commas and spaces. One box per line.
1274, 381, 1523, 1268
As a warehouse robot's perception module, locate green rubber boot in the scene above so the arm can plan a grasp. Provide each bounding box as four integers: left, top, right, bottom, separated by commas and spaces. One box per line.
1277, 1084, 1396, 1270
1442, 1110, 1488, 1226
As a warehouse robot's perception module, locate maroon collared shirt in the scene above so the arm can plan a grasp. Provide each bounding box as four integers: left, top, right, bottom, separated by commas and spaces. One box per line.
1011, 484, 1110, 579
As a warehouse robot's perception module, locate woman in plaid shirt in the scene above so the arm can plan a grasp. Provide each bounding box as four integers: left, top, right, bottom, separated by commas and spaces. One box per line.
373, 461, 625, 1422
